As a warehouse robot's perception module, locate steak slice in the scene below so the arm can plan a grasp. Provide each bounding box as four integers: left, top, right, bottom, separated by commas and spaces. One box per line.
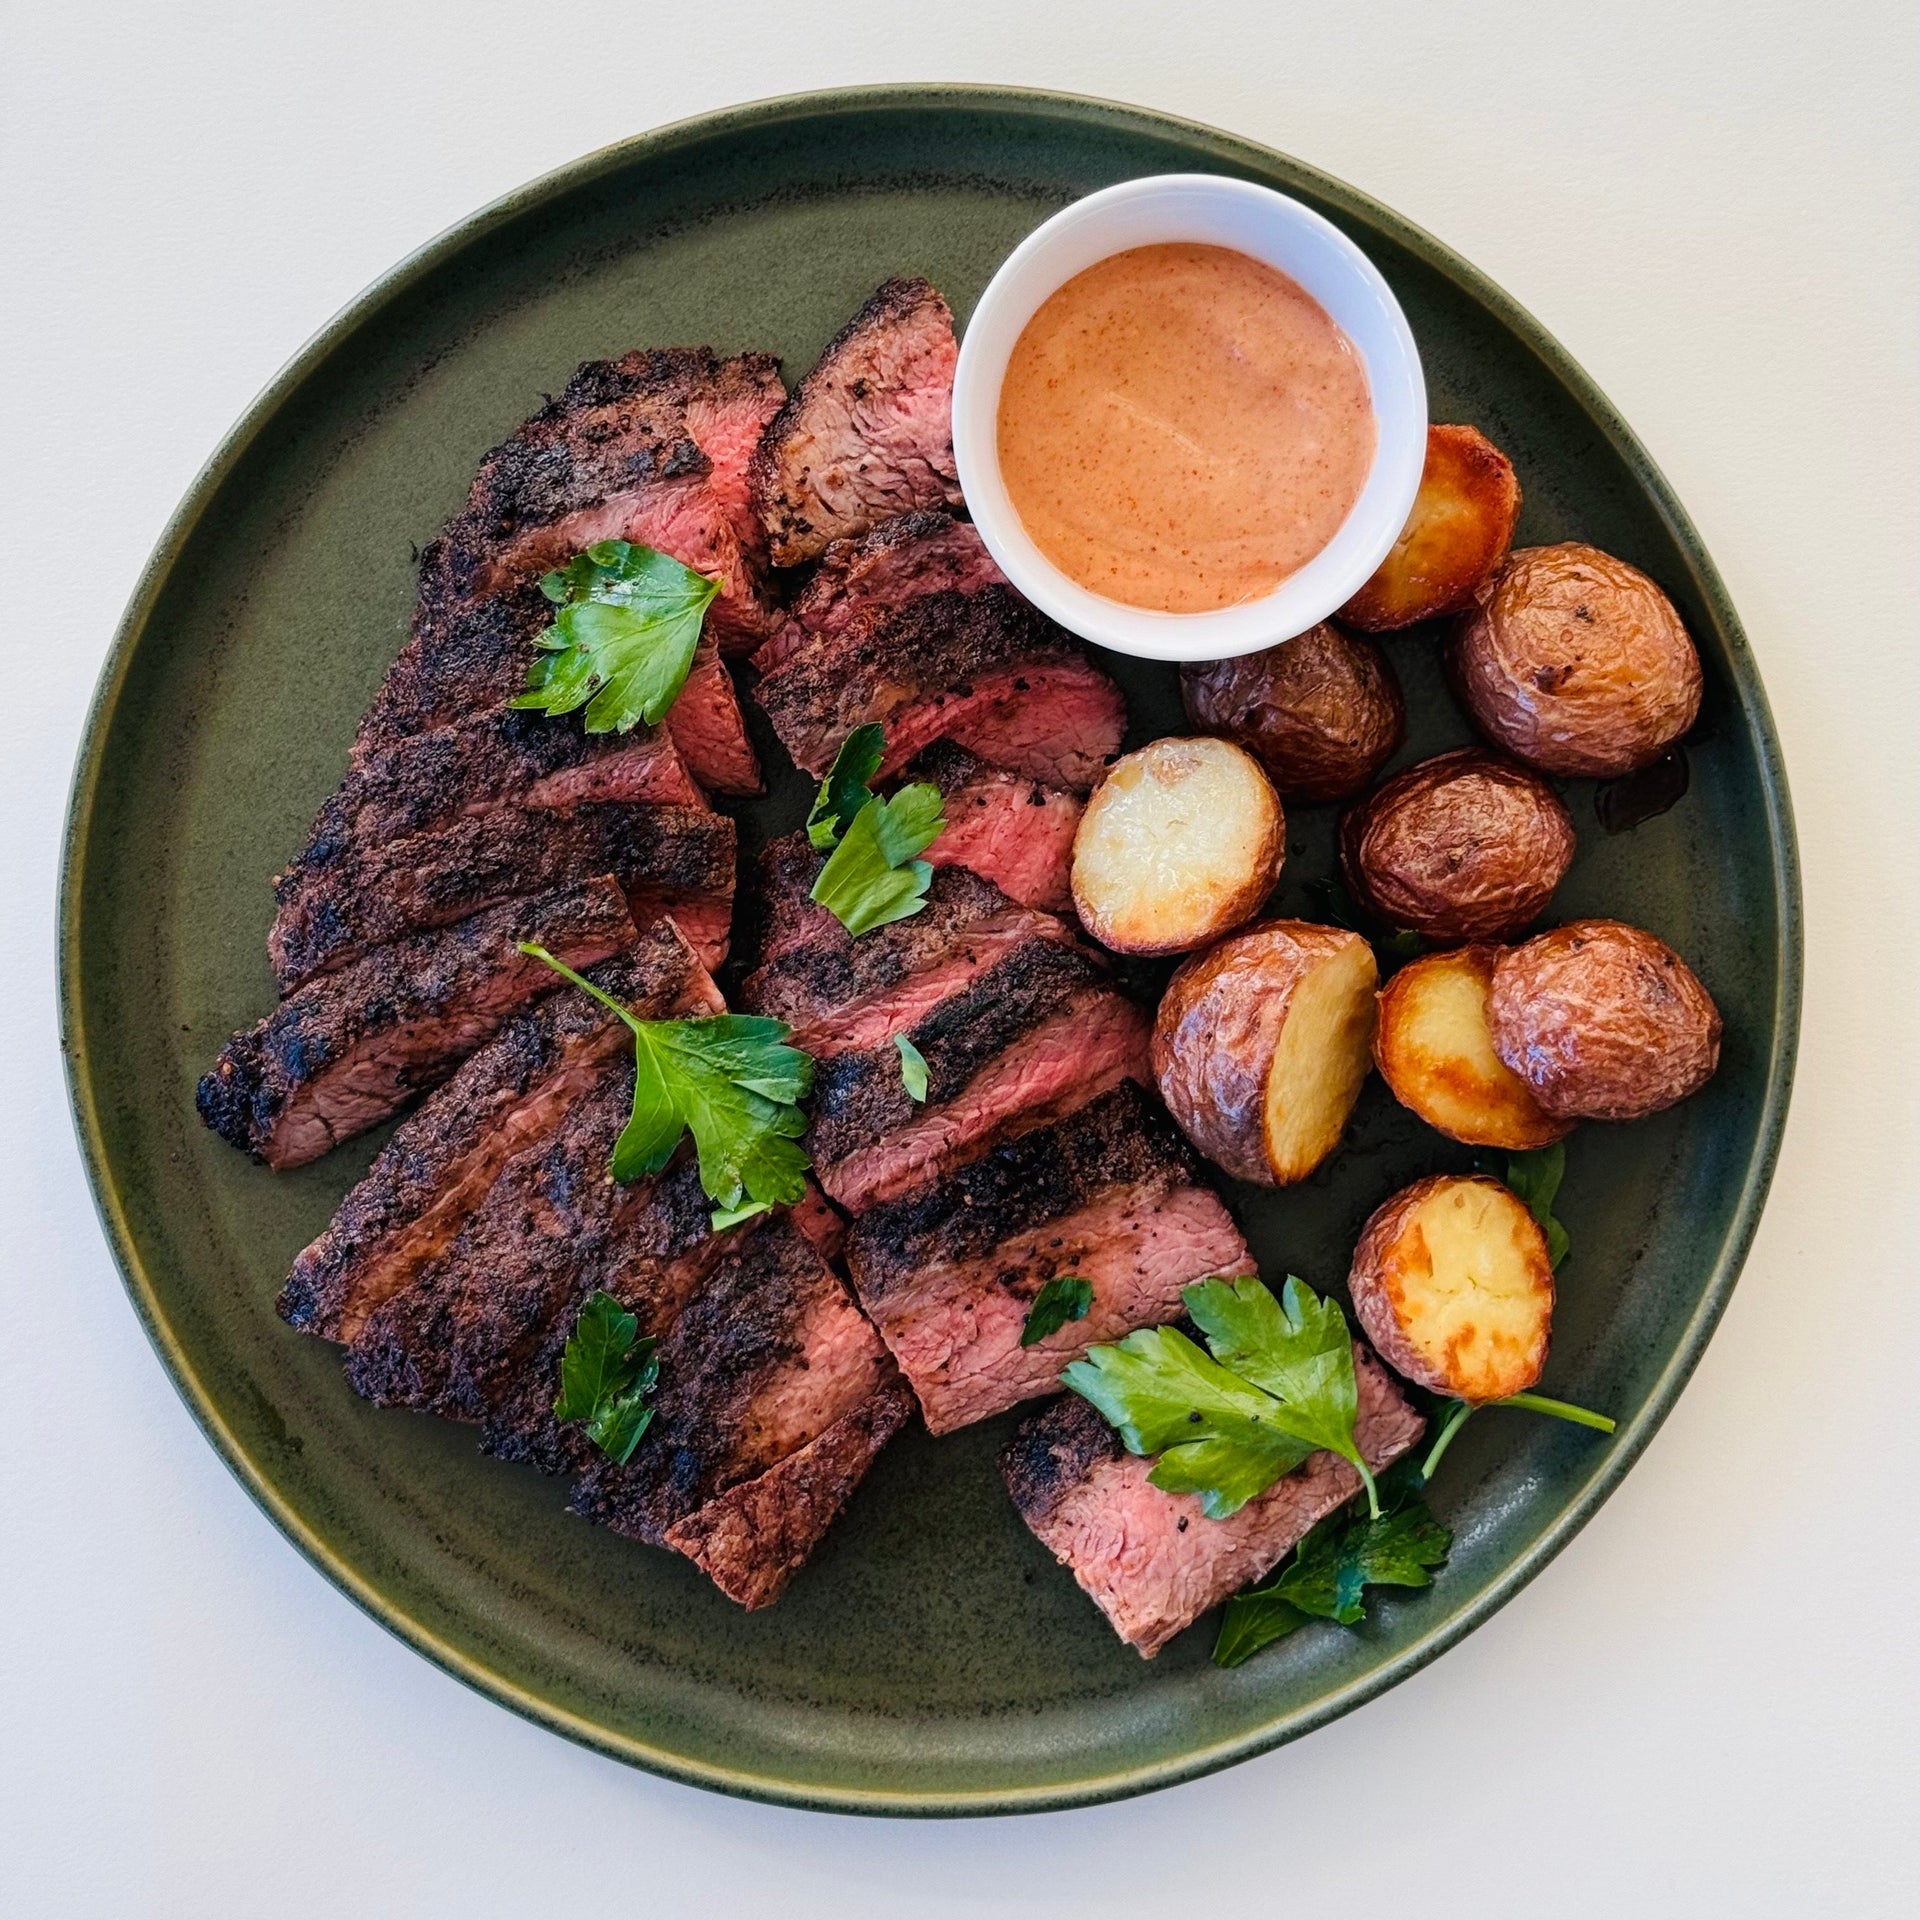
1002, 1353, 1426, 1656
421, 347, 785, 652
198, 877, 635, 1170
752, 586, 1125, 791
740, 837, 1077, 1054
570, 1216, 899, 1550
909, 741, 1082, 913
749, 278, 962, 567
268, 801, 735, 993
356, 572, 761, 799
286, 711, 704, 894
277, 919, 722, 1343
750, 509, 1004, 674
808, 939, 1149, 1212
845, 1085, 1252, 1434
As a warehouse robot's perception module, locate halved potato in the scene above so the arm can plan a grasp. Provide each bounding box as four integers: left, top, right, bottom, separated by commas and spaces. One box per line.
1374, 945, 1572, 1149
1072, 736, 1283, 955
1349, 1174, 1553, 1402
1152, 921, 1378, 1185
1488, 919, 1721, 1120
1339, 424, 1521, 631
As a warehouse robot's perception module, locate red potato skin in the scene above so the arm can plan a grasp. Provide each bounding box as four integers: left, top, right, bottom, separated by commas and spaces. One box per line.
1340, 748, 1575, 943
1488, 919, 1721, 1120
1179, 623, 1405, 803
1347, 1174, 1553, 1399
1151, 920, 1372, 1186
1448, 543, 1703, 777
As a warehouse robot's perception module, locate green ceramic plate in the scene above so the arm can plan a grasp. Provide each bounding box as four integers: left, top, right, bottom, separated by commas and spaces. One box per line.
60, 87, 1799, 1814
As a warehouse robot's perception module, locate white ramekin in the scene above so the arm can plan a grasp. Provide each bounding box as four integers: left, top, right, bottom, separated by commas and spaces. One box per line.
952, 174, 1427, 663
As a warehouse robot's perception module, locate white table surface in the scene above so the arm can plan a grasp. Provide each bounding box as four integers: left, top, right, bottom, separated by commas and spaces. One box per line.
5, 5, 1917, 1913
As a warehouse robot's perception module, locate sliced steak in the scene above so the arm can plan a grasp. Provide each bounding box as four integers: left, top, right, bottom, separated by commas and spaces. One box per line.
198, 877, 635, 1170
268, 801, 735, 992
749, 278, 962, 567
1002, 1352, 1425, 1656
909, 741, 1082, 913
750, 509, 1004, 674
277, 920, 722, 1343
421, 347, 784, 651
356, 572, 761, 799
739, 837, 1077, 1054
752, 586, 1125, 791
570, 1215, 899, 1549
845, 1084, 1252, 1434
808, 939, 1149, 1211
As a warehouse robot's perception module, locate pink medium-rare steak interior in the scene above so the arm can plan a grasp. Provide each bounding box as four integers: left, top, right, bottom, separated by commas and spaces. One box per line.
1002, 1350, 1426, 1656
906, 741, 1082, 911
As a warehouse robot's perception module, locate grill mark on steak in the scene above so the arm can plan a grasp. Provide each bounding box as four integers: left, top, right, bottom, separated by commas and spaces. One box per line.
750, 509, 1005, 675
908, 741, 1082, 912
197, 877, 636, 1170
844, 1084, 1253, 1433
1002, 1352, 1425, 1656
749, 279, 963, 567
277, 920, 722, 1343
267, 802, 734, 993
569, 1216, 896, 1545
753, 587, 1126, 793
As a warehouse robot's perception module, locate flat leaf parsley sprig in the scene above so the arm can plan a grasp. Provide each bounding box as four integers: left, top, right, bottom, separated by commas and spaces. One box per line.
553, 1289, 660, 1465
520, 944, 813, 1230
511, 539, 720, 734
806, 725, 947, 937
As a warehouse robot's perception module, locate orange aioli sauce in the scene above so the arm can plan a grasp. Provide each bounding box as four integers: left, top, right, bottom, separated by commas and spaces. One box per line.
996, 242, 1377, 613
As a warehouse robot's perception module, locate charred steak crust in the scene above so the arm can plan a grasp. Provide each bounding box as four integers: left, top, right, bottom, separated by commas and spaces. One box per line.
753, 586, 1074, 772
197, 877, 636, 1167
749, 278, 963, 566
276, 919, 720, 1340
846, 1083, 1205, 1307
268, 802, 734, 993
998, 1392, 1125, 1529
807, 939, 1108, 1165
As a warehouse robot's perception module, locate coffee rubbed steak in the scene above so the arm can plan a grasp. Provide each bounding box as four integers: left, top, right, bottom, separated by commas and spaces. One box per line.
751, 509, 1006, 675
277, 919, 722, 1344
909, 741, 1082, 913
845, 1084, 1253, 1434
750, 279, 963, 567
198, 877, 636, 1170
1002, 1351, 1425, 1656
754, 585, 1126, 791
268, 801, 735, 992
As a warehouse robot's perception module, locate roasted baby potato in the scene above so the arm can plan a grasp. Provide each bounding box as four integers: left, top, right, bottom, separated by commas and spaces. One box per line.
1179, 622, 1405, 803
1488, 918, 1721, 1121
1152, 920, 1379, 1185
1374, 945, 1572, 1149
1349, 1174, 1553, 1402
1072, 736, 1283, 955
1340, 747, 1575, 943
1448, 543, 1703, 776
1339, 424, 1521, 631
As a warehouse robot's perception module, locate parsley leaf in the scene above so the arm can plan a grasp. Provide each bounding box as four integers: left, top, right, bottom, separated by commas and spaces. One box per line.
553, 1289, 660, 1464
1020, 1275, 1094, 1347
894, 1033, 929, 1102
807, 724, 887, 850
810, 783, 946, 936
510, 540, 719, 734
1505, 1143, 1571, 1270
709, 1200, 772, 1233
1185, 1275, 1381, 1518
520, 945, 813, 1216
1214, 1497, 1451, 1666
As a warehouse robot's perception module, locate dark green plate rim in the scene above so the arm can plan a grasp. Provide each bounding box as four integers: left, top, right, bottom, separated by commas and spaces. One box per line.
58, 85, 1801, 1815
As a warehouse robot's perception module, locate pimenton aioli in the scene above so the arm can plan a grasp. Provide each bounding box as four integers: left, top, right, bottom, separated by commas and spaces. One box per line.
996, 242, 1376, 614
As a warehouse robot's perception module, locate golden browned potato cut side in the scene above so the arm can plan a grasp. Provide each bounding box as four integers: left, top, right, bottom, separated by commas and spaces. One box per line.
1374, 945, 1572, 1149
1072, 736, 1283, 956
1348, 1174, 1554, 1402
1339, 424, 1521, 632
1152, 921, 1378, 1185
